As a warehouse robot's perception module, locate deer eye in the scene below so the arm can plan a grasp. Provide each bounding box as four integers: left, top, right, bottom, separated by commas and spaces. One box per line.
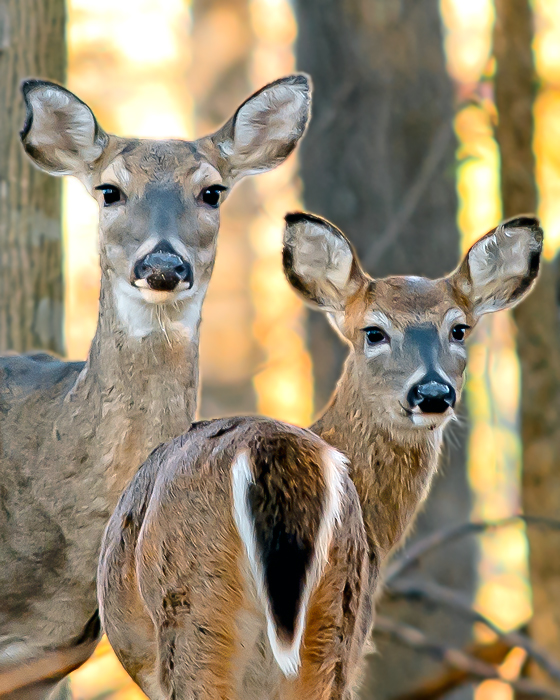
451, 324, 470, 342
200, 185, 227, 208
364, 327, 388, 345
95, 184, 124, 207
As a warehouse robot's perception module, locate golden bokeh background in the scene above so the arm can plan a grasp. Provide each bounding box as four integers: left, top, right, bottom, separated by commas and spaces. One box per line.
60, 1, 560, 697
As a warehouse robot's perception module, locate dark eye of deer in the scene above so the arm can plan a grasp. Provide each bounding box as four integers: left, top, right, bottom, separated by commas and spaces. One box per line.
451, 324, 470, 342
364, 327, 387, 345
95, 184, 123, 207
200, 185, 227, 208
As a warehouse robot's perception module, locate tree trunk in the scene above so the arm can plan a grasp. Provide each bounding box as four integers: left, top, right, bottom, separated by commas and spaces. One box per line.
494, 0, 560, 677
0, 0, 66, 355
294, 1, 473, 698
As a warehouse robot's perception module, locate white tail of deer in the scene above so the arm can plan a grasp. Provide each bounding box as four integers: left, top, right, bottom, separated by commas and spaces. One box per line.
98, 212, 542, 699
0, 75, 311, 699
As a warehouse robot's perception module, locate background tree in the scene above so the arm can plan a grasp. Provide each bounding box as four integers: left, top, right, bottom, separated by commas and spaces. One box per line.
494, 0, 560, 678
294, 1, 475, 697
190, 0, 261, 419
0, 0, 66, 354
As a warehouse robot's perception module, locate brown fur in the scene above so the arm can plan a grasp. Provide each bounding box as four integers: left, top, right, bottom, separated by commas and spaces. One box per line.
246, 431, 327, 647
0, 76, 310, 697
99, 418, 361, 699
98, 212, 542, 699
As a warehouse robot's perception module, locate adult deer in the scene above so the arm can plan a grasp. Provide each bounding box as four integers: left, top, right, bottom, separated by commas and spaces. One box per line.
0, 75, 311, 699
98, 212, 542, 699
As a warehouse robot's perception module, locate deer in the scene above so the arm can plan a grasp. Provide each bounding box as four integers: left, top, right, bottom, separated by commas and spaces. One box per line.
0, 75, 311, 699
98, 211, 542, 700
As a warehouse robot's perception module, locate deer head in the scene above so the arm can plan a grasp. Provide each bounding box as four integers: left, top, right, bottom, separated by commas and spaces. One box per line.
20, 76, 311, 338
284, 213, 543, 435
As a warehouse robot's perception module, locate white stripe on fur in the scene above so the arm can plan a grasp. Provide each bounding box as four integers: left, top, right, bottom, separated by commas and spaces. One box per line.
231, 443, 347, 678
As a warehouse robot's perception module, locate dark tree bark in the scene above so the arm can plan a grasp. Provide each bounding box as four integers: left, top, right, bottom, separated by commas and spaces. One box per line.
494, 0, 560, 676
295, 0, 460, 407
0, 0, 66, 355
294, 2, 474, 698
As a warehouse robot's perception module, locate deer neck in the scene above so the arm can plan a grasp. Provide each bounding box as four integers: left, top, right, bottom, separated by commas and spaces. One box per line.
311, 357, 443, 559
74, 272, 200, 498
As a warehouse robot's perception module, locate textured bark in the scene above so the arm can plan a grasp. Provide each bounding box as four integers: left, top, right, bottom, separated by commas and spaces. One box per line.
494, 0, 560, 676
515, 262, 560, 672
0, 0, 66, 355
294, 1, 473, 698
494, 0, 537, 216
294, 0, 460, 406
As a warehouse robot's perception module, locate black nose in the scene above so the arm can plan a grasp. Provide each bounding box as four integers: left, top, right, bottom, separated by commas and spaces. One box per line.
134, 249, 193, 292
407, 380, 456, 414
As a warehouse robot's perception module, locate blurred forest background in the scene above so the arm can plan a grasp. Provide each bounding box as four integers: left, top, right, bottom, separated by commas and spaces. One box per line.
1, 0, 560, 699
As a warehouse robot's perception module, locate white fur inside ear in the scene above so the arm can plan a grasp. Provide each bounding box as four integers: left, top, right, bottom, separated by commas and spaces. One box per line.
26, 86, 104, 171
293, 224, 353, 295
468, 223, 540, 314
42, 87, 71, 110
234, 83, 308, 150
469, 227, 528, 287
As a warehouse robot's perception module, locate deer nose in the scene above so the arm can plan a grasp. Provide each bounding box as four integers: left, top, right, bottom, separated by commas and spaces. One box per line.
133, 251, 193, 292
407, 380, 456, 414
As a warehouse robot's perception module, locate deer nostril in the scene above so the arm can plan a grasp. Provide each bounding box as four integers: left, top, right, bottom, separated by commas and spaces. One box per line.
174, 261, 193, 286
174, 263, 192, 283
133, 259, 151, 281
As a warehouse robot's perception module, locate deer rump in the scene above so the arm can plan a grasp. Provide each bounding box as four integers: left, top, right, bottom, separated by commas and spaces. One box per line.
100, 417, 347, 683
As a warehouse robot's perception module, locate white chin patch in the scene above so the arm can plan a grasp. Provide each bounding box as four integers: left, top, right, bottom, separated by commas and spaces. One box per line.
410, 410, 452, 429
113, 278, 201, 339
138, 289, 178, 305
132, 279, 193, 304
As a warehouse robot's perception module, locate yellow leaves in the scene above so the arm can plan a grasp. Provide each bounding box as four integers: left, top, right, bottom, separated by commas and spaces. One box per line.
69, 636, 147, 700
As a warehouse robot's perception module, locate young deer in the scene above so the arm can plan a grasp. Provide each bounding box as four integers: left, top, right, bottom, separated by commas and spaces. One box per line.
0, 76, 310, 699
98, 212, 542, 700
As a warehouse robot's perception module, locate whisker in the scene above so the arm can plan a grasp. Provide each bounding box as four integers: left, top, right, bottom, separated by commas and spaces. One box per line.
156, 305, 172, 347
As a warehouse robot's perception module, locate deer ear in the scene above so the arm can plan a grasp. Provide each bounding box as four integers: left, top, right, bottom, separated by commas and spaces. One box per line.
283, 212, 366, 313
20, 80, 108, 176
451, 215, 543, 317
211, 74, 311, 182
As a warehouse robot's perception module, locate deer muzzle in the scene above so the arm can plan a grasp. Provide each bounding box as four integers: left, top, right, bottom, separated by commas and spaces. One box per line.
133, 251, 193, 292
407, 380, 456, 415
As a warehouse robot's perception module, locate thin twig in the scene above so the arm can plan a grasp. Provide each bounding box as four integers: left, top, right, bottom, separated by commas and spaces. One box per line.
374, 614, 560, 700
385, 516, 560, 582
384, 577, 560, 684
388, 639, 511, 700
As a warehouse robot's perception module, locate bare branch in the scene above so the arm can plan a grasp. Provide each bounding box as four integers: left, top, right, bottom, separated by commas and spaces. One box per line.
385, 577, 560, 684
387, 639, 511, 700
374, 615, 560, 700
385, 516, 560, 582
